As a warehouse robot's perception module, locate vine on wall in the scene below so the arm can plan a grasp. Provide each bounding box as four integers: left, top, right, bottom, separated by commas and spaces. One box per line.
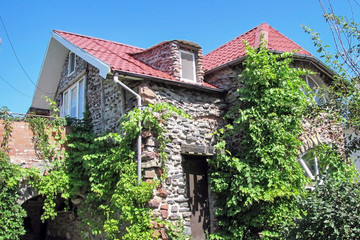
0, 107, 27, 240
208, 41, 359, 239
0, 102, 189, 240
208, 42, 314, 239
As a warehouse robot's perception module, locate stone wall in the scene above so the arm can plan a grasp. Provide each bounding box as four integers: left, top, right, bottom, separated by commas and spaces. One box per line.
56, 55, 87, 92
133, 40, 204, 84
88, 75, 226, 235
133, 42, 179, 79
55, 54, 107, 134
136, 81, 225, 235
86, 65, 105, 134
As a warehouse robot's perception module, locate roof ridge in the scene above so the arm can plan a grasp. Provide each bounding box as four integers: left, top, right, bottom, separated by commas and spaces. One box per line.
265, 24, 311, 55
53, 29, 144, 51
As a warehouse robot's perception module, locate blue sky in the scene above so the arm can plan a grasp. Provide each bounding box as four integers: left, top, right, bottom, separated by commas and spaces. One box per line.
0, 0, 357, 113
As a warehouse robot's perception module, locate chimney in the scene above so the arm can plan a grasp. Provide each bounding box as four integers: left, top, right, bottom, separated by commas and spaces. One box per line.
254, 23, 269, 49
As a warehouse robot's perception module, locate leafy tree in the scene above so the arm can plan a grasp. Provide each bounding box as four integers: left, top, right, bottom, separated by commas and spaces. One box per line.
283, 1, 360, 239
287, 153, 360, 239
303, 0, 360, 151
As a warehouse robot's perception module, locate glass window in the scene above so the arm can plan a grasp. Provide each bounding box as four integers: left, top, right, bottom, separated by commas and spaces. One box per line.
180, 50, 196, 82
68, 52, 76, 75
78, 79, 84, 119
303, 75, 326, 105
298, 147, 327, 188
63, 92, 69, 116
61, 76, 86, 119
70, 86, 77, 118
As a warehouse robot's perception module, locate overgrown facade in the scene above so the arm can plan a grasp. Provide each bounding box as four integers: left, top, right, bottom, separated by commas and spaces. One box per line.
4, 22, 344, 239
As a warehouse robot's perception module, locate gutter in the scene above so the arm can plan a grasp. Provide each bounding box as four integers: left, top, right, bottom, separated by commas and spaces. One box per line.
113, 73, 142, 185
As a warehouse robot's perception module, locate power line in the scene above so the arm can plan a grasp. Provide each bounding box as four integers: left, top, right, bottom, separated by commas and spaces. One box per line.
0, 74, 32, 98
0, 16, 54, 95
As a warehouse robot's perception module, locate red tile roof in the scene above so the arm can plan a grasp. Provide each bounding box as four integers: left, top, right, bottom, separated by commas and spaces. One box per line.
203, 23, 312, 71
54, 30, 177, 80
54, 30, 219, 90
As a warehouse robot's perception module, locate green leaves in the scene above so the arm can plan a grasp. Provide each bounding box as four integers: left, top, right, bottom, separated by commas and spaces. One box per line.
0, 158, 26, 240
209, 42, 309, 238
64, 103, 187, 239
289, 173, 360, 239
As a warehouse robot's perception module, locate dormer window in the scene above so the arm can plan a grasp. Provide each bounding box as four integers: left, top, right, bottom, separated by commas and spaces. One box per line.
180, 50, 196, 82
68, 52, 76, 76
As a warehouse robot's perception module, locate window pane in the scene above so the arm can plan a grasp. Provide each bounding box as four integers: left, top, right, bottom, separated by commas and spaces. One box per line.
78, 79, 84, 119
63, 92, 69, 116
69, 52, 75, 73
307, 77, 318, 90
181, 51, 195, 81
302, 150, 317, 177
70, 86, 77, 118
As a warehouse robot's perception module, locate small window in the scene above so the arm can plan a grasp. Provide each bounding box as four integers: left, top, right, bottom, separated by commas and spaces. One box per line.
180, 50, 196, 82
303, 75, 326, 105
60, 77, 86, 119
68, 52, 76, 76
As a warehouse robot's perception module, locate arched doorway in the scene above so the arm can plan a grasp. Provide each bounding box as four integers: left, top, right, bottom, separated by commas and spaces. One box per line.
20, 195, 46, 240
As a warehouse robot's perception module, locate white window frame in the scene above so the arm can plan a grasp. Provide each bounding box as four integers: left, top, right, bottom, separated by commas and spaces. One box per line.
68, 52, 76, 76
180, 50, 197, 82
60, 76, 86, 119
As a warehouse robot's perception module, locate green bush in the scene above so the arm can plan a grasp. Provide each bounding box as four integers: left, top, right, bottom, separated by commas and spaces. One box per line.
288, 172, 360, 239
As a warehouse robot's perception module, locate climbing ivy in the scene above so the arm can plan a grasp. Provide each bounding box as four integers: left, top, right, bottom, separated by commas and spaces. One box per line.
0, 107, 26, 240
24, 97, 69, 222
64, 102, 189, 239
0, 100, 188, 239
208, 42, 311, 239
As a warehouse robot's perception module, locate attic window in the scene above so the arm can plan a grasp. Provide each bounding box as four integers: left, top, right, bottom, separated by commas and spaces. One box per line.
180, 50, 196, 82
68, 52, 76, 76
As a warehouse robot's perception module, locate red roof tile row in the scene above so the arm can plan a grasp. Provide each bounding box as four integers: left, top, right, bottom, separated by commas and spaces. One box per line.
55, 30, 176, 80
203, 23, 312, 71
54, 23, 312, 89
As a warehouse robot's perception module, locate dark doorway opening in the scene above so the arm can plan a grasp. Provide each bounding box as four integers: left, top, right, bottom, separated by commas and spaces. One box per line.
21, 195, 46, 240
182, 155, 210, 240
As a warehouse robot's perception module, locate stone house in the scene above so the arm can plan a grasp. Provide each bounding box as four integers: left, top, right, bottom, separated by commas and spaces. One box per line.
27, 22, 338, 239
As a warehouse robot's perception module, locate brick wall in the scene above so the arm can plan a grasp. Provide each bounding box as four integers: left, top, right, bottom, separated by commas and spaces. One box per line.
0, 120, 66, 170
0, 120, 38, 167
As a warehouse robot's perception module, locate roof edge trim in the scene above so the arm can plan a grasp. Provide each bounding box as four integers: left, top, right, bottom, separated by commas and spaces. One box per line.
51, 31, 111, 78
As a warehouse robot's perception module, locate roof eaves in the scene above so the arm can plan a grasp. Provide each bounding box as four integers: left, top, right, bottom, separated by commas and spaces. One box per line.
267, 49, 336, 79
204, 49, 336, 81
114, 70, 224, 93
52, 31, 111, 78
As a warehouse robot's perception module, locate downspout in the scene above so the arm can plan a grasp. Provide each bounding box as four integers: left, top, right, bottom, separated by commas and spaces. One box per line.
113, 73, 142, 185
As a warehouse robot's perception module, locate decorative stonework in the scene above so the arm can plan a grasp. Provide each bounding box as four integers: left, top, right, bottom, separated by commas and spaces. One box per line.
300, 114, 346, 158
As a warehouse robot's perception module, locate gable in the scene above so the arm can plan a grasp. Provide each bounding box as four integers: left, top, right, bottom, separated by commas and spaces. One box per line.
203, 23, 312, 72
